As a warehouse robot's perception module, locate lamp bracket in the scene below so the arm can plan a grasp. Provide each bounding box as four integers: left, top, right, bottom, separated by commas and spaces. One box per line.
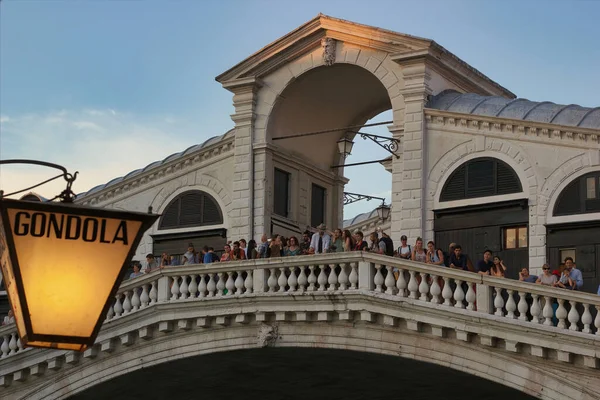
0, 159, 79, 203
347, 130, 400, 158
343, 192, 386, 206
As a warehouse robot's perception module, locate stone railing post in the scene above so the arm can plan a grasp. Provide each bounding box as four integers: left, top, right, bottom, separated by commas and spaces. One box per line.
358, 260, 374, 291
253, 268, 267, 293
157, 275, 171, 302
476, 282, 493, 314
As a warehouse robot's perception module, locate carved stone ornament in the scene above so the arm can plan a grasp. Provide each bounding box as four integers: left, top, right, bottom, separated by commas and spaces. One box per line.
257, 324, 279, 347
321, 38, 336, 66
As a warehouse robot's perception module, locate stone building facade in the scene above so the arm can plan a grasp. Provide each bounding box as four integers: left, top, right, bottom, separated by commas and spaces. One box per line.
55, 14, 599, 292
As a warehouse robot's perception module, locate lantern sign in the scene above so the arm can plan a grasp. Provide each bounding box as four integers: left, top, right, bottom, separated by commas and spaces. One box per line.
0, 198, 158, 351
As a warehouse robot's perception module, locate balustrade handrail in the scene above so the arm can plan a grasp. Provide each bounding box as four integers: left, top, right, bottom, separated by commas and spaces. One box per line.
119, 251, 600, 305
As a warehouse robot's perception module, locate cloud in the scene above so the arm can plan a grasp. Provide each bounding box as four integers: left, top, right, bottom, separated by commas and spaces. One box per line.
0, 109, 222, 199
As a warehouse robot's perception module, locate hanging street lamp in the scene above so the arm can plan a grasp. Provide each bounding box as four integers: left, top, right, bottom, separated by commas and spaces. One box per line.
375, 203, 391, 221
0, 160, 158, 351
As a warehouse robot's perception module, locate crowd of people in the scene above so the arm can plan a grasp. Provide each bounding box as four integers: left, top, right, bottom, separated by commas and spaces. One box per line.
130, 223, 597, 294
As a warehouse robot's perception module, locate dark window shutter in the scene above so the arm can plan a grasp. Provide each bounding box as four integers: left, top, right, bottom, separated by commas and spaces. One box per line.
159, 191, 223, 230
160, 198, 181, 229
440, 166, 465, 202
274, 168, 290, 218
466, 159, 494, 197
203, 195, 222, 224
440, 158, 522, 202
497, 162, 522, 194
311, 184, 326, 228
179, 192, 204, 226
554, 180, 581, 216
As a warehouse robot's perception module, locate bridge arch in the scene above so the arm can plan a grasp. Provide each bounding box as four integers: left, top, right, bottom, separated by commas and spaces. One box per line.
17, 319, 581, 400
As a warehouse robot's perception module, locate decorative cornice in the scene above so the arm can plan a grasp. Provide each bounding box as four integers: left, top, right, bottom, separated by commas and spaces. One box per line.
424, 109, 600, 147
77, 136, 235, 206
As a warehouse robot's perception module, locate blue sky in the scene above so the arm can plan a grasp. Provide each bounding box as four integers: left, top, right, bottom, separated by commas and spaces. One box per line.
1, 0, 599, 219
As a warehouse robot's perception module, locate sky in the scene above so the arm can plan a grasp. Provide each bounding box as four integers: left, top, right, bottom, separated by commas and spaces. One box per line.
1, 0, 599, 220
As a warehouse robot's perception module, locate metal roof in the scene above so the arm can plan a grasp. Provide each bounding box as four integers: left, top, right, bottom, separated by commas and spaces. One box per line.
426, 90, 600, 129
77, 129, 234, 198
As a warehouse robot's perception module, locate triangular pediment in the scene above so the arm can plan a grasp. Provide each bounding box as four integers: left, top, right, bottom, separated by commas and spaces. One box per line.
215, 14, 514, 98
215, 13, 433, 84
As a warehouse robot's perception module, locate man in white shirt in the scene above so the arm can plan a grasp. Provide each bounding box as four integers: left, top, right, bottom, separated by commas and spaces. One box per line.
309, 223, 331, 254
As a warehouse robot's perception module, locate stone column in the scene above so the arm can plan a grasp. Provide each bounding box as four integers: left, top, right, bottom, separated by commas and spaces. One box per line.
389, 124, 404, 246
221, 77, 263, 241
393, 63, 431, 242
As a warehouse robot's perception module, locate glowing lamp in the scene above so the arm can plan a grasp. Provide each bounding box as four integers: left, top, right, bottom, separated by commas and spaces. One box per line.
0, 198, 158, 351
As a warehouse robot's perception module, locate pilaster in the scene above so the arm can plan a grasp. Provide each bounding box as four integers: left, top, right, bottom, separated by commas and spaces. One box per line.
391, 61, 431, 243
222, 77, 263, 240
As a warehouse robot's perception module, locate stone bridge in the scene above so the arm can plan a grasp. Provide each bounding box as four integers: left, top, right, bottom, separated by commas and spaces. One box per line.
0, 253, 599, 400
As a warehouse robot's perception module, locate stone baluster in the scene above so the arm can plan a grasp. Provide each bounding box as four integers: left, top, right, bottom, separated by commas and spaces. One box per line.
349, 263, 358, 289
453, 280, 465, 309
288, 267, 298, 292
207, 273, 217, 297
297, 266, 307, 292
494, 288, 505, 316
430, 275, 441, 304
385, 266, 395, 295
517, 292, 528, 321
373, 264, 384, 293
140, 284, 150, 307
235, 272, 245, 294
307, 266, 317, 291
8, 333, 17, 356
106, 301, 115, 320
149, 281, 158, 305
17, 337, 23, 352
396, 269, 407, 298
188, 275, 199, 298
505, 290, 517, 318
170, 276, 181, 300
328, 264, 338, 291
582, 304, 593, 334
465, 282, 476, 310
268, 268, 278, 292
180, 275, 189, 299
407, 270, 419, 299
338, 263, 349, 291
567, 300, 580, 331
278, 268, 288, 293
530, 294, 541, 324
317, 265, 328, 291
226, 272, 236, 296
542, 296, 554, 326
594, 305, 600, 335
556, 298, 568, 329
216, 272, 226, 296
114, 294, 124, 317
131, 289, 141, 311
1, 335, 9, 357
418, 273, 429, 302
122, 291, 132, 314
442, 277, 453, 306
198, 274, 208, 298
244, 270, 254, 294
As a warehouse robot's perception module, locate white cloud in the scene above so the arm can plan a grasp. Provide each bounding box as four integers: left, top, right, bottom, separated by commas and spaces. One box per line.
0, 109, 221, 199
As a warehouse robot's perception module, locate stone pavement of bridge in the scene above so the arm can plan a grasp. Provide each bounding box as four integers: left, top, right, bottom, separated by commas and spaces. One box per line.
68, 348, 536, 400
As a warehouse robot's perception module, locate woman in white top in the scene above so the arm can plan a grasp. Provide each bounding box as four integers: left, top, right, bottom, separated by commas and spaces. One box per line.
412, 237, 427, 263
396, 235, 411, 259
536, 264, 557, 286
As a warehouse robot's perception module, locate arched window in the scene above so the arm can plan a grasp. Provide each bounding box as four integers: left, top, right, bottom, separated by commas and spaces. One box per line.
553, 172, 600, 216
440, 157, 522, 202
159, 190, 223, 230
